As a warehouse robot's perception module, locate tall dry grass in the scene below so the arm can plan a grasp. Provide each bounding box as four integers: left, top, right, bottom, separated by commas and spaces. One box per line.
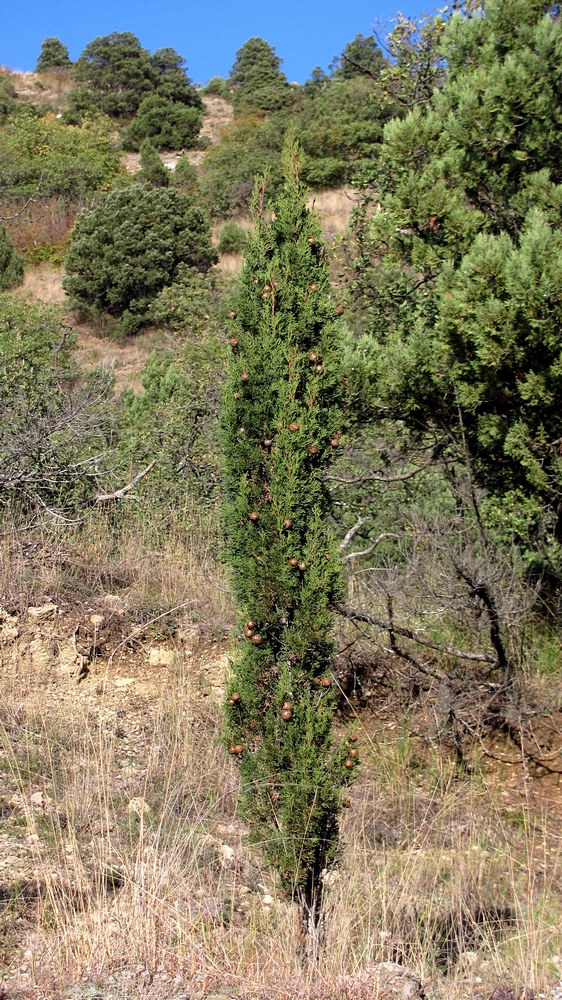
1, 658, 560, 999
0, 505, 560, 998
0, 506, 232, 637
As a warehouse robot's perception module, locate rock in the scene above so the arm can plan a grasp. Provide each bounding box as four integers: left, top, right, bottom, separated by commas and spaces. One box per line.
29, 791, 52, 809
103, 593, 125, 614
127, 797, 151, 817
374, 962, 424, 999
148, 647, 175, 667
28, 637, 53, 670
342, 962, 425, 999
56, 641, 79, 675
0, 607, 18, 643
114, 677, 135, 688
27, 603, 58, 620
204, 652, 230, 701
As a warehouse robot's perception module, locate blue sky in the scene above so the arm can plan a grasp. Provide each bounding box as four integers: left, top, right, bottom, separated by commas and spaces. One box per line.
3, 0, 434, 84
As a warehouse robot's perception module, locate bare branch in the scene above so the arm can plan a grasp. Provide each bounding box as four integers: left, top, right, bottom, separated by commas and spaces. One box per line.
336, 603, 498, 664
339, 515, 370, 551
329, 463, 431, 485
345, 531, 401, 561
94, 461, 155, 502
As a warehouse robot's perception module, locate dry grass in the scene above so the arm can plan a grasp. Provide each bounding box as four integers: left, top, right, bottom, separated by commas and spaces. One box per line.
0, 646, 560, 999
0, 507, 232, 636
2, 195, 75, 261
308, 187, 358, 239
0, 510, 560, 998
11, 264, 67, 306
2, 66, 75, 111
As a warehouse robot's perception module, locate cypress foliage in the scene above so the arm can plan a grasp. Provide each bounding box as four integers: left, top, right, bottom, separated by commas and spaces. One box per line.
221, 140, 355, 929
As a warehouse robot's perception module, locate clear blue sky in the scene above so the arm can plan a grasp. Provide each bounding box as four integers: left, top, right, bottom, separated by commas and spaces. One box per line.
3, 0, 434, 84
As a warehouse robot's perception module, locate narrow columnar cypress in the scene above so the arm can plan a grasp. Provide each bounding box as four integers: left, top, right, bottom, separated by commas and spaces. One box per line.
221, 140, 355, 930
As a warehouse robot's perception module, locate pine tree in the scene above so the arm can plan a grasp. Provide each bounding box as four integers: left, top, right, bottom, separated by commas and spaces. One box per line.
36, 37, 71, 73
221, 140, 356, 933
354, 0, 562, 548
229, 37, 292, 113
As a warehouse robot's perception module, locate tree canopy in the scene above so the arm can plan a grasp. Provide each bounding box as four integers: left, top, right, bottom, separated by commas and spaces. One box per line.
353, 0, 562, 547
35, 37, 72, 73
229, 37, 293, 114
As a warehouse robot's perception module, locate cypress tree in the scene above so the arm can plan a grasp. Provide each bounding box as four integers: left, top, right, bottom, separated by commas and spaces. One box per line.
221, 140, 355, 934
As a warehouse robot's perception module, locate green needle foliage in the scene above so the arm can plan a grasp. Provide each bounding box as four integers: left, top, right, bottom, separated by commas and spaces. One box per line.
35, 37, 72, 73
221, 140, 355, 929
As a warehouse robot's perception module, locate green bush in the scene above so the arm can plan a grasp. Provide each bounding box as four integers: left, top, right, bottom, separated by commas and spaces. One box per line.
199, 114, 286, 217
0, 225, 24, 289
203, 76, 230, 99
0, 73, 17, 121
150, 263, 232, 334
217, 221, 247, 255
138, 139, 169, 187
122, 333, 228, 505
172, 156, 198, 194
123, 94, 203, 151
0, 109, 122, 203
63, 185, 218, 335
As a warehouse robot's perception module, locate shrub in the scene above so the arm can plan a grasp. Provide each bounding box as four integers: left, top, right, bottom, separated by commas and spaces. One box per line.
0, 297, 114, 514
150, 263, 232, 334
203, 76, 230, 99
217, 221, 247, 255
0, 109, 122, 203
0, 72, 17, 121
0, 224, 24, 289
172, 156, 198, 194
138, 139, 169, 187
122, 333, 228, 505
123, 94, 203, 151
63, 185, 218, 335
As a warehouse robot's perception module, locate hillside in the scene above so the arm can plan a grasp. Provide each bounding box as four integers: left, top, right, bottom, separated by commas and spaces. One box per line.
0, 8, 561, 999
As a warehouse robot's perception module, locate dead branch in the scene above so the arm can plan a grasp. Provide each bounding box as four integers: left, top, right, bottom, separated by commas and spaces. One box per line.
328, 464, 430, 485
345, 532, 401, 561
94, 461, 155, 502
336, 603, 498, 664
